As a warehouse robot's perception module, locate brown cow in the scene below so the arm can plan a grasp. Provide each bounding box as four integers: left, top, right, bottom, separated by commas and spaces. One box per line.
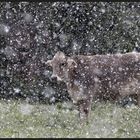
46, 51, 140, 123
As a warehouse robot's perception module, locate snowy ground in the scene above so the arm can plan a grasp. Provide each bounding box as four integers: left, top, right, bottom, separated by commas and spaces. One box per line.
0, 100, 140, 138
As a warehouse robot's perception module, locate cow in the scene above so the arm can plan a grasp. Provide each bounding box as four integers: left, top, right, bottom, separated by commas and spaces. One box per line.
46, 51, 140, 123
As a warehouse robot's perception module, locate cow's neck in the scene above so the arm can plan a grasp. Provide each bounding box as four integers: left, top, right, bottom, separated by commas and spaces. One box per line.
65, 73, 78, 91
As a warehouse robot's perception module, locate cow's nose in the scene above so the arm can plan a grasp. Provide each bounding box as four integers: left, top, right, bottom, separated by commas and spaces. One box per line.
51, 75, 57, 81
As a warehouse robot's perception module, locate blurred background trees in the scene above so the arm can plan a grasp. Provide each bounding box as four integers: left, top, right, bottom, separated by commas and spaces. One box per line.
0, 2, 140, 103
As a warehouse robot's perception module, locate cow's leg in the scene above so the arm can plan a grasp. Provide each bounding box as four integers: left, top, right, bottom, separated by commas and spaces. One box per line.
77, 98, 92, 124
115, 92, 126, 106
77, 100, 85, 120
83, 97, 93, 124
137, 83, 140, 107
76, 100, 87, 125
137, 94, 140, 107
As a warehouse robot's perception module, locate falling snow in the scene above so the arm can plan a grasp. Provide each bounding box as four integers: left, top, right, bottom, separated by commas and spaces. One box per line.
19, 103, 34, 115
0, 24, 10, 36
0, 2, 140, 138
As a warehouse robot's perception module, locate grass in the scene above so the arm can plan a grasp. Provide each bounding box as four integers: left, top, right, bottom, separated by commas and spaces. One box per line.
0, 99, 140, 138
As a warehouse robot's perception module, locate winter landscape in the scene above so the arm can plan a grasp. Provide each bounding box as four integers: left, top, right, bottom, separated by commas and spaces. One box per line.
0, 2, 140, 138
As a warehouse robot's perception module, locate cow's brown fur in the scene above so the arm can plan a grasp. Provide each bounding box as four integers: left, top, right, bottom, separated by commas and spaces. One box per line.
46, 51, 140, 123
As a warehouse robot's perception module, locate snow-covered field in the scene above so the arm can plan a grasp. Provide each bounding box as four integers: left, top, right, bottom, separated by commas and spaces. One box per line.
0, 100, 140, 138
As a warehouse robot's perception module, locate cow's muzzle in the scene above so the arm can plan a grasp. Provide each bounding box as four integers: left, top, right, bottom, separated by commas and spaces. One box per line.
51, 74, 62, 82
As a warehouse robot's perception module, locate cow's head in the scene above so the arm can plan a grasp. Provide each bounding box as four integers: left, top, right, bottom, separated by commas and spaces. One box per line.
46, 51, 77, 82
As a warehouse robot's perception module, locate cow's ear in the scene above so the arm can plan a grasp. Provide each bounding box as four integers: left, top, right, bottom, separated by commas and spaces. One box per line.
67, 58, 77, 69
46, 60, 52, 67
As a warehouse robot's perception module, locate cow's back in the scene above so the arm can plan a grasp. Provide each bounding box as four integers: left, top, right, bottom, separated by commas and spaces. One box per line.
71, 52, 140, 100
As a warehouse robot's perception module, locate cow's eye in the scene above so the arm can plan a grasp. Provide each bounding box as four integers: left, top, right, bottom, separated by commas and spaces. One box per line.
61, 62, 66, 67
